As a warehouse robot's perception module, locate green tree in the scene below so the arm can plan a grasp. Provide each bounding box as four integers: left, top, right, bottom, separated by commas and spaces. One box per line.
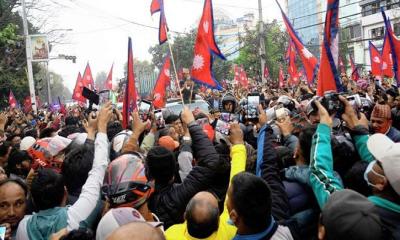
235, 20, 288, 83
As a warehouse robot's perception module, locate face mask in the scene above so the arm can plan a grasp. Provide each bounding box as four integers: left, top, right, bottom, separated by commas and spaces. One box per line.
364, 160, 385, 188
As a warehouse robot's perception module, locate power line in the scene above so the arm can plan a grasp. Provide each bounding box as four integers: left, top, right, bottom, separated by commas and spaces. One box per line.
183, 0, 257, 10
290, 0, 363, 21
294, 2, 400, 31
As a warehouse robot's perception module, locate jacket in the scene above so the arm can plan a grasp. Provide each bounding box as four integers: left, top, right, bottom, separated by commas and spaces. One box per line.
148, 124, 225, 229
16, 133, 109, 240
387, 126, 400, 143
165, 144, 246, 240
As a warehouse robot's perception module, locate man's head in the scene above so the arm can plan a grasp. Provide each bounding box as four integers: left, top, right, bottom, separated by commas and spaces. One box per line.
365, 134, 400, 200
296, 125, 317, 165
223, 102, 234, 113
31, 169, 65, 210
107, 222, 165, 240
165, 114, 183, 137
320, 190, 382, 240
227, 172, 272, 234
7, 150, 32, 178
61, 144, 93, 196
185, 192, 219, 238
146, 147, 176, 184
0, 179, 28, 228
370, 104, 392, 134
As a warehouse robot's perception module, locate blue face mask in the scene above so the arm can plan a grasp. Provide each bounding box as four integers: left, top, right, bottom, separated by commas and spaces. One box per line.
364, 160, 385, 188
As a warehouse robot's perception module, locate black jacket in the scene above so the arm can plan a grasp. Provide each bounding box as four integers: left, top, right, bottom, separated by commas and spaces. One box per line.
148, 124, 224, 229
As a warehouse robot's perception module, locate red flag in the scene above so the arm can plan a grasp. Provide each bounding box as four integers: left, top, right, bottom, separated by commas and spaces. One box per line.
72, 73, 86, 103
381, 11, 399, 85
279, 66, 285, 88
349, 55, 360, 81
381, 32, 394, 78
82, 63, 94, 90
191, 0, 225, 90
9, 90, 18, 109
58, 97, 66, 115
239, 66, 249, 88
263, 65, 270, 79
276, 0, 318, 84
150, 0, 161, 15
234, 65, 240, 84
338, 57, 345, 74
196, 0, 224, 58
287, 40, 299, 86
106, 64, 113, 90
317, 0, 343, 96
23, 96, 31, 112
153, 55, 171, 109
369, 41, 383, 77
123, 37, 138, 129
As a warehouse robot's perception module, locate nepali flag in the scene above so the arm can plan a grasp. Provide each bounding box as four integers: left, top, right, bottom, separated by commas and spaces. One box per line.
239, 65, 249, 88
9, 90, 18, 109
191, 0, 225, 90
287, 40, 300, 86
279, 65, 285, 88
382, 10, 399, 85
381, 31, 394, 77
369, 41, 383, 77
58, 97, 66, 115
72, 72, 86, 103
150, 0, 168, 45
317, 0, 343, 96
276, 0, 318, 84
123, 37, 138, 129
338, 57, 346, 74
264, 65, 270, 79
350, 55, 360, 81
105, 64, 113, 90
82, 63, 95, 90
153, 55, 171, 109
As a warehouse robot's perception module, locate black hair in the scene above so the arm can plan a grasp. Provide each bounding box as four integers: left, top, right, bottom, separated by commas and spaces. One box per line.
60, 228, 94, 240
24, 128, 38, 139
146, 146, 176, 184
298, 125, 317, 165
31, 169, 65, 210
61, 144, 93, 195
344, 161, 372, 197
0, 142, 11, 157
0, 178, 28, 197
165, 114, 180, 125
65, 116, 79, 126
58, 125, 81, 138
107, 121, 123, 142
275, 146, 295, 170
231, 172, 272, 232
39, 127, 56, 139
186, 197, 219, 238
331, 136, 359, 177
194, 113, 208, 120
6, 150, 32, 177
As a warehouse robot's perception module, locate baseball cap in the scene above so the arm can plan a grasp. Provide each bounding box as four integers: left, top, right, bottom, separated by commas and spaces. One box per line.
367, 133, 400, 196
96, 207, 162, 240
158, 136, 179, 151
322, 189, 382, 240
20, 136, 36, 151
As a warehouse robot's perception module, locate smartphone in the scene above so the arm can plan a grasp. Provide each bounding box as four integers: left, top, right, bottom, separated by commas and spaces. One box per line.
220, 112, 239, 123
139, 100, 152, 121
82, 87, 99, 105
196, 117, 210, 127
215, 120, 230, 135
247, 93, 260, 119
98, 90, 110, 106
0, 226, 5, 240
154, 109, 165, 129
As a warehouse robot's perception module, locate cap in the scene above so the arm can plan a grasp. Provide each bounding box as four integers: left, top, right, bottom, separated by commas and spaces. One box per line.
96, 207, 162, 240
112, 130, 132, 153
20, 136, 36, 151
371, 104, 391, 119
47, 135, 72, 156
158, 136, 179, 151
67, 133, 88, 145
367, 133, 400, 196
322, 189, 382, 240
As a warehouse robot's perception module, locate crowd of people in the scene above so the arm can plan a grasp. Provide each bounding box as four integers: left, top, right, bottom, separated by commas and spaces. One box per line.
0, 72, 399, 240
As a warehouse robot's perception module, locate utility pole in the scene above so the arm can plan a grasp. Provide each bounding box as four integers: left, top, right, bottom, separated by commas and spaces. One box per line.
21, 0, 37, 113
45, 62, 52, 104
258, 0, 267, 84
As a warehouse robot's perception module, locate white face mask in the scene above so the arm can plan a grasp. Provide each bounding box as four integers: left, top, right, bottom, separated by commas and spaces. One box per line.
364, 160, 386, 188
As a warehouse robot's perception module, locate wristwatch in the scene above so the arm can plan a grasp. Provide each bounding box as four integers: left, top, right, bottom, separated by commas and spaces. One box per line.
183, 136, 192, 141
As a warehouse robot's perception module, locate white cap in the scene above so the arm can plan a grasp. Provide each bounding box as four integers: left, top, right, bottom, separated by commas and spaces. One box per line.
367, 133, 400, 196
20, 136, 36, 151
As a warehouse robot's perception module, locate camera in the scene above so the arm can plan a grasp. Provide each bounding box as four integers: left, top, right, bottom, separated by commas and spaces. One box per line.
311, 91, 345, 116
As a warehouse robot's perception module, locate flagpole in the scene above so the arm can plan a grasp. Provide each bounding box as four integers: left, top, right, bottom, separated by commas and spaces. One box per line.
165, 25, 185, 106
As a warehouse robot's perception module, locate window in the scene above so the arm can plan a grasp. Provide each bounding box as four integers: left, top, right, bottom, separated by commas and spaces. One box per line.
371, 27, 385, 38
394, 22, 400, 36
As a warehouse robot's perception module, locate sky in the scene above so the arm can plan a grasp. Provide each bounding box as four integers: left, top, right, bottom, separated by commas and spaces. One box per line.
35, 0, 283, 91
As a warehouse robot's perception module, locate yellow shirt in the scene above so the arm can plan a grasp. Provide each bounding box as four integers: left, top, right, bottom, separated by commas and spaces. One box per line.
165, 144, 247, 240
